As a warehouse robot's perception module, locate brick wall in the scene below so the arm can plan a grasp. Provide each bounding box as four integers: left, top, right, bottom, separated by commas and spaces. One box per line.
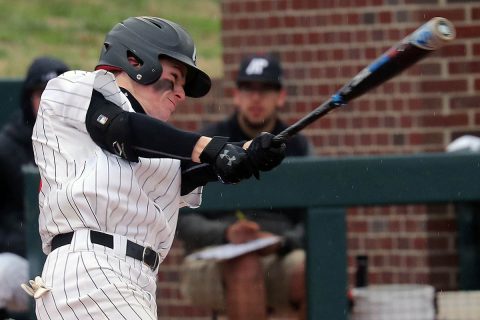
159, 1, 478, 318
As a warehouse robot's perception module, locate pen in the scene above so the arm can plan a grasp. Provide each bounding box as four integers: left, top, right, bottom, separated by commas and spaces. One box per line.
235, 210, 247, 221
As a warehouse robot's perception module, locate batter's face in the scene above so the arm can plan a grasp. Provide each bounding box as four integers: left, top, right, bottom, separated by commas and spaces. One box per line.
128, 58, 187, 121
233, 82, 286, 130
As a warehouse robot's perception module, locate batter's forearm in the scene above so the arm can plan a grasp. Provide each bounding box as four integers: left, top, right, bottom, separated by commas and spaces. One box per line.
86, 90, 202, 161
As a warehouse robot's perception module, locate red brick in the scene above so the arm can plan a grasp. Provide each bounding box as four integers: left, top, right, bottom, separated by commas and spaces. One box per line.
428, 237, 449, 250
405, 0, 440, 5
237, 17, 249, 29
275, 0, 288, 10
429, 254, 458, 267
427, 220, 456, 232
338, 31, 352, 43
244, 1, 256, 12
387, 29, 402, 41
362, 47, 376, 59
379, 11, 392, 23
345, 134, 355, 146
441, 44, 467, 57
473, 7, 480, 20
456, 25, 480, 38
224, 1, 242, 14
330, 13, 344, 25
375, 133, 389, 145
450, 96, 480, 109
473, 43, 480, 56
356, 31, 368, 43
408, 133, 444, 145
328, 134, 340, 146
419, 114, 468, 127
293, 33, 305, 45
347, 13, 360, 24
417, 63, 442, 76
407, 97, 443, 111
430, 271, 456, 289
400, 116, 413, 128
413, 237, 428, 249
420, 80, 468, 93
414, 8, 466, 21
360, 134, 372, 145
260, 1, 274, 11
449, 61, 480, 74
284, 15, 296, 27
475, 113, 480, 125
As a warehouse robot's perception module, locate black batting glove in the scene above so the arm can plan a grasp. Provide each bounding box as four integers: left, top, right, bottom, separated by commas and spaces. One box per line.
200, 136, 258, 184
247, 132, 286, 172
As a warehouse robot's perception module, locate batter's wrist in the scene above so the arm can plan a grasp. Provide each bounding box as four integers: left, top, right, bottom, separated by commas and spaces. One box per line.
192, 136, 212, 163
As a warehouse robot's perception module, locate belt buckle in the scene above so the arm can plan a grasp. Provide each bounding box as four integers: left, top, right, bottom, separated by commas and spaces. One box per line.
142, 246, 159, 271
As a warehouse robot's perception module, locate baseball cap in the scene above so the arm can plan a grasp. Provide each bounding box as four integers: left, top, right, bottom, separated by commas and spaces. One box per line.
236, 53, 283, 88
21, 56, 70, 126
24, 56, 70, 90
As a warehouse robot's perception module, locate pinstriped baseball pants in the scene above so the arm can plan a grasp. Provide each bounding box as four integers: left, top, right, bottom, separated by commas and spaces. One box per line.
35, 229, 158, 320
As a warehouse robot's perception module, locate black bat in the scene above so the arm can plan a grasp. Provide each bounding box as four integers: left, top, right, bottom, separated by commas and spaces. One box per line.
273, 17, 456, 144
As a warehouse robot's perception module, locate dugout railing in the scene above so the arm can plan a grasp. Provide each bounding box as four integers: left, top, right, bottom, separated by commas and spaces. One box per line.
23, 153, 480, 320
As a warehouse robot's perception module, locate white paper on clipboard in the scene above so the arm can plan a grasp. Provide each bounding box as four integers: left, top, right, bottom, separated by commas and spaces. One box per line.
185, 236, 282, 261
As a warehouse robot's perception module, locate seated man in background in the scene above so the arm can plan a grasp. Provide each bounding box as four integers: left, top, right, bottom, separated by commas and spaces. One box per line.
178, 53, 312, 320
0, 56, 69, 319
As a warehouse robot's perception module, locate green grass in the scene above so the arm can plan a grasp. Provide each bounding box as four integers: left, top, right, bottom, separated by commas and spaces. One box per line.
0, 0, 222, 78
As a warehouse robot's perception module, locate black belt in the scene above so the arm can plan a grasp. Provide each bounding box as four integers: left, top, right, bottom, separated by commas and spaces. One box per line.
51, 230, 159, 271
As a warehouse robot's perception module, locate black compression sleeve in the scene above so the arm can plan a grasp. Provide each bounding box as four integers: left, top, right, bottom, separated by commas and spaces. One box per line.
180, 161, 218, 195
86, 90, 201, 161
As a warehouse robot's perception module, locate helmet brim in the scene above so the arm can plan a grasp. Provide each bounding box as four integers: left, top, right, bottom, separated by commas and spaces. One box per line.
185, 66, 211, 98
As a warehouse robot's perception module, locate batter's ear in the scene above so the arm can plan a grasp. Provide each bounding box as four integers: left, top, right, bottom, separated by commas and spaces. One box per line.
127, 54, 142, 69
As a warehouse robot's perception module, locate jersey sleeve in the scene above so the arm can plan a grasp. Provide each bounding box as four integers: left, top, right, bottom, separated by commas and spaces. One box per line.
39, 70, 128, 134
179, 186, 203, 208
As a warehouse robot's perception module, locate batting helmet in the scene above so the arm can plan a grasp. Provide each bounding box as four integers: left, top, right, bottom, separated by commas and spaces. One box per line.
96, 16, 211, 98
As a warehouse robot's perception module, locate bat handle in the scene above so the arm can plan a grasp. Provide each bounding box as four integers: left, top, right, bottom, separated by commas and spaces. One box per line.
273, 98, 342, 144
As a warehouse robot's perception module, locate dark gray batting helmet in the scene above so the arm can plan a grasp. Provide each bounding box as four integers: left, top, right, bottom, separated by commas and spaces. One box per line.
96, 16, 211, 98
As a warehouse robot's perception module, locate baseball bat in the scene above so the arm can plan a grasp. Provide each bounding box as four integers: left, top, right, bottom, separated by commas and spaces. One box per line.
273, 17, 456, 143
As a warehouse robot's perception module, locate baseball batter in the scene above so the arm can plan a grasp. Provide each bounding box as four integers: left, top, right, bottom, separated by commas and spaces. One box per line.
22, 16, 286, 319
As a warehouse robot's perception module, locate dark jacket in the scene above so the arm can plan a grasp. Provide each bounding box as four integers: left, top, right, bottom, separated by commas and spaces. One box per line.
0, 57, 69, 256
177, 113, 312, 255
0, 112, 34, 256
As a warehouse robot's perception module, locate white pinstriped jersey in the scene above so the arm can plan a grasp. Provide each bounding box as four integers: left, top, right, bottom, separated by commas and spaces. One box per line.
32, 70, 202, 263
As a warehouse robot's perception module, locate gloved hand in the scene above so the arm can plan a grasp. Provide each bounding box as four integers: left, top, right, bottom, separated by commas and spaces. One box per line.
200, 136, 258, 183
247, 132, 286, 172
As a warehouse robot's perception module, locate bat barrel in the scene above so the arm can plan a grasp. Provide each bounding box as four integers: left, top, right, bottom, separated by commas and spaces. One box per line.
273, 17, 455, 143
335, 17, 456, 104
409, 17, 456, 51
